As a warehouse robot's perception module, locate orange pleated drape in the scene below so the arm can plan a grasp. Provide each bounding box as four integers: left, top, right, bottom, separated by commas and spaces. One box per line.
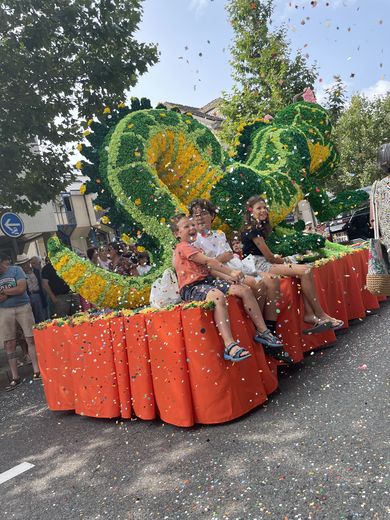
34, 250, 385, 426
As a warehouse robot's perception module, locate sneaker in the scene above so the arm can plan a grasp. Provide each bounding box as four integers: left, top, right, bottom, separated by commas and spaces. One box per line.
5, 378, 22, 392
254, 329, 284, 348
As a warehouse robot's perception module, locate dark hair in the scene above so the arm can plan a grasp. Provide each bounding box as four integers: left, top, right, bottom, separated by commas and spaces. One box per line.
243, 195, 272, 239
86, 247, 97, 261
188, 198, 217, 219
0, 252, 11, 263
137, 251, 150, 264
170, 213, 187, 234
231, 231, 241, 242
107, 241, 124, 255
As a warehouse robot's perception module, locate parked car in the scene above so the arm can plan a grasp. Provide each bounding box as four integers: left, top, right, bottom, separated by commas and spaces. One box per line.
329, 204, 373, 244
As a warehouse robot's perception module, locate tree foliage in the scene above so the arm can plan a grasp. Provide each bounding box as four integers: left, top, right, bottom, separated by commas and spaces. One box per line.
323, 75, 347, 124
326, 94, 390, 193
219, 0, 318, 146
0, 0, 158, 215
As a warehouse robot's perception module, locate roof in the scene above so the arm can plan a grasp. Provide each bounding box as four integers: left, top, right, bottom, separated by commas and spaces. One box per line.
201, 98, 222, 113
163, 101, 223, 123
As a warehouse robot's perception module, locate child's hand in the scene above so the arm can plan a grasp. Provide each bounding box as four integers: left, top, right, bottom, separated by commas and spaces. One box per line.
273, 255, 284, 264
230, 270, 244, 283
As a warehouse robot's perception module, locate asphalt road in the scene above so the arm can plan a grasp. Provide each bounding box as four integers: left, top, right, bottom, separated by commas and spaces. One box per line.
1, 302, 389, 520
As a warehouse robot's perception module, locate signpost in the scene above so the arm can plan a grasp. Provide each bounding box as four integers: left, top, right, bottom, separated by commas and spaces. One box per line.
0, 212, 25, 238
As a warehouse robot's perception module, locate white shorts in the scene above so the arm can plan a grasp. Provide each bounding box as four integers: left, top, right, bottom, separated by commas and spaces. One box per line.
241, 254, 274, 274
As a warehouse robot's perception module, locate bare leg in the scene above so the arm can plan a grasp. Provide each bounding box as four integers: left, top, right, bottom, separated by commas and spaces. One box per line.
229, 284, 267, 333
205, 289, 250, 357
4, 339, 19, 380
243, 276, 266, 311
25, 336, 40, 374
258, 273, 280, 321
268, 263, 336, 324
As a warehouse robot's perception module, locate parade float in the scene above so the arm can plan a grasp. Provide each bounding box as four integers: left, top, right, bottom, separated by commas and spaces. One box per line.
33, 98, 383, 426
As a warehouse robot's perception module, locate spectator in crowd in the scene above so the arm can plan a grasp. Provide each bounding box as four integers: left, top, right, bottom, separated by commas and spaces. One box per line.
87, 247, 99, 265
15, 254, 48, 323
371, 143, 390, 253
98, 247, 110, 270
41, 259, 81, 318
30, 256, 43, 272
87, 246, 111, 270
0, 253, 41, 391
122, 242, 139, 264
137, 251, 152, 276
107, 242, 139, 276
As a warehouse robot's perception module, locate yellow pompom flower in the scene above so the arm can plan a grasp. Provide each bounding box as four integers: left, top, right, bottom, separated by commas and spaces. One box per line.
76, 143, 83, 152
103, 106, 111, 114
117, 102, 126, 109
100, 215, 110, 224
94, 204, 103, 212
136, 246, 145, 252
82, 129, 91, 137
134, 198, 141, 206
75, 161, 83, 170
79, 184, 87, 194
121, 233, 131, 245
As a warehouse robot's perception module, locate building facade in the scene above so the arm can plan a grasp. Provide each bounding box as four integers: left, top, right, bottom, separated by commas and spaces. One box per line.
0, 179, 115, 262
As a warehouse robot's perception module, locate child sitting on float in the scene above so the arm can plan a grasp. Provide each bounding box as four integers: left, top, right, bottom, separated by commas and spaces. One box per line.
241, 195, 344, 333
170, 213, 293, 363
230, 234, 243, 260
188, 198, 282, 341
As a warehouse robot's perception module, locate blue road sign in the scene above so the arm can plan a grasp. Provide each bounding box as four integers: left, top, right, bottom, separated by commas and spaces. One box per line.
0, 212, 25, 238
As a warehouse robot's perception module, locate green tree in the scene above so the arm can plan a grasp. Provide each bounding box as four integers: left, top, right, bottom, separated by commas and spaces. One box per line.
219, 0, 318, 146
327, 94, 390, 193
324, 75, 347, 123
0, 0, 158, 215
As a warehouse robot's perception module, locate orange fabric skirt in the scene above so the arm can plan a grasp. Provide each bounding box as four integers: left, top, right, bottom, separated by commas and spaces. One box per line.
34, 250, 384, 426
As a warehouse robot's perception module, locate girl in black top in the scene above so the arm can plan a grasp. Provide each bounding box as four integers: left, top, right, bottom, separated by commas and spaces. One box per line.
241, 195, 343, 334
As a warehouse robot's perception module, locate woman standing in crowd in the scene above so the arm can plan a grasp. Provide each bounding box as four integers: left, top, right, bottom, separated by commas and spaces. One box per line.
371, 143, 390, 254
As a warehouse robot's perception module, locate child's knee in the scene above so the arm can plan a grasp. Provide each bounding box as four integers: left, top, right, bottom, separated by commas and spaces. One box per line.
240, 284, 253, 297
301, 265, 312, 276
207, 288, 225, 303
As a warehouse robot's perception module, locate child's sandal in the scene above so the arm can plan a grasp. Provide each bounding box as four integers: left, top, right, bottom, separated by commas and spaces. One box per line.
224, 342, 251, 362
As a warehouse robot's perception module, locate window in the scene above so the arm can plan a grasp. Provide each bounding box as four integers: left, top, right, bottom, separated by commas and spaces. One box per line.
62, 195, 72, 212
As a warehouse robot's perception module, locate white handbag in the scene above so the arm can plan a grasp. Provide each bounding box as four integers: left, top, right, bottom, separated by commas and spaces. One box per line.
149, 268, 182, 308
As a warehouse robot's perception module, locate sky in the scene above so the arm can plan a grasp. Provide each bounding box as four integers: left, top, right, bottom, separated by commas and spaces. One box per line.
130, 0, 390, 108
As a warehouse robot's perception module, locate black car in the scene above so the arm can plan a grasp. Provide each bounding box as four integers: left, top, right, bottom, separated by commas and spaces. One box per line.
329, 204, 373, 244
